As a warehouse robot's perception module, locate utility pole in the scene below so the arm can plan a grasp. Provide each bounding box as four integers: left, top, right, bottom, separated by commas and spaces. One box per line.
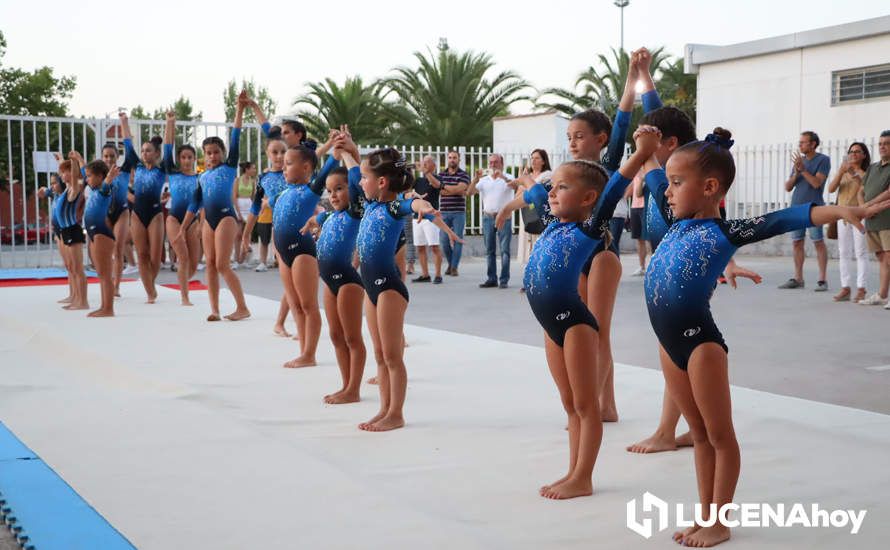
614, 0, 629, 52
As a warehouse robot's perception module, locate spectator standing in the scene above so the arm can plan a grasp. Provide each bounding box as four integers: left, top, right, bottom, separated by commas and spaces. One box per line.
859, 130, 890, 308
828, 142, 870, 302
411, 156, 444, 284
430, 151, 470, 276
780, 131, 831, 291
468, 154, 516, 288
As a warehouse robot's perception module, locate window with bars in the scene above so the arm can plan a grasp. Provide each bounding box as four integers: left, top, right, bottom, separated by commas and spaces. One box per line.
831, 64, 890, 105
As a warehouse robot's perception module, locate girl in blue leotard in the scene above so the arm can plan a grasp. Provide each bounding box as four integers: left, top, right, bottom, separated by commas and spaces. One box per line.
95, 143, 134, 296
82, 160, 117, 317
118, 112, 165, 303
516, 126, 659, 501
301, 156, 367, 404
38, 168, 82, 306
338, 134, 460, 432
162, 111, 201, 306
641, 127, 890, 547
174, 93, 251, 322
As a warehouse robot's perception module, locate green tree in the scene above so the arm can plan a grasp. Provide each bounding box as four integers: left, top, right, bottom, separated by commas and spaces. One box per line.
0, 30, 77, 202
382, 43, 531, 146
223, 78, 276, 123
656, 58, 697, 126
293, 76, 390, 143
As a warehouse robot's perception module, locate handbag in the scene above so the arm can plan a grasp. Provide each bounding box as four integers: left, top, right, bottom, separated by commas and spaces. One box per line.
521, 203, 545, 235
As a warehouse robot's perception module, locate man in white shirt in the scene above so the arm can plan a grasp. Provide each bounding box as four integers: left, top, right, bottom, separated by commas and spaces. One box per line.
468, 154, 517, 288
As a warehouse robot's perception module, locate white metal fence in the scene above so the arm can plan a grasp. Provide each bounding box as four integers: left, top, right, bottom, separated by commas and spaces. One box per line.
0, 113, 879, 268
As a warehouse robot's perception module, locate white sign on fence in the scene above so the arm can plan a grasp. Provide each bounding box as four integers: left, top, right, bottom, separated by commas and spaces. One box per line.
32, 151, 59, 174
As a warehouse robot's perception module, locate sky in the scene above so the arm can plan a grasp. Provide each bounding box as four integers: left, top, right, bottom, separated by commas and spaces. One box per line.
2, 0, 889, 122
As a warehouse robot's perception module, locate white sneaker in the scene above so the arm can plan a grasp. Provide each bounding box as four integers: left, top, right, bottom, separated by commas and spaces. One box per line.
255, 263, 268, 272
197, 263, 206, 271
122, 266, 138, 275
631, 267, 646, 277
859, 292, 888, 306
230, 262, 240, 270
884, 301, 890, 310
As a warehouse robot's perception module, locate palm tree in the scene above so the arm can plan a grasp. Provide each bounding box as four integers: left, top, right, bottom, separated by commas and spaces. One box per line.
293, 76, 390, 144
536, 47, 669, 119
656, 58, 697, 126
382, 44, 531, 146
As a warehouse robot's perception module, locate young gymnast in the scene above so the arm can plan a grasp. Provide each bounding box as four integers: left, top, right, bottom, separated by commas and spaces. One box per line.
57, 154, 89, 309
518, 125, 660, 499
337, 131, 461, 431
302, 157, 368, 403
642, 127, 890, 547
82, 160, 117, 316
173, 93, 251, 322
626, 107, 761, 455
39, 165, 84, 307
264, 139, 338, 368
119, 112, 166, 303
162, 110, 201, 306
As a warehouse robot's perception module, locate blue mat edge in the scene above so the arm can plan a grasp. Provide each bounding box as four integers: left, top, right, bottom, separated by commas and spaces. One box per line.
0, 269, 98, 281
0, 422, 136, 549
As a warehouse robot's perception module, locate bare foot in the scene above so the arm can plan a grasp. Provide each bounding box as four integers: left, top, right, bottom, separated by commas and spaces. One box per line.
291, 333, 300, 341
539, 473, 571, 495
114, 290, 121, 297
358, 410, 387, 430
283, 356, 316, 368
224, 308, 251, 321
627, 432, 679, 454
87, 308, 114, 317
673, 525, 701, 543
273, 325, 291, 338
65, 302, 90, 311
181, 298, 193, 306
675, 431, 693, 448
325, 391, 360, 404
324, 389, 346, 403
540, 478, 592, 499
367, 376, 379, 385
207, 313, 221, 322
57, 296, 73, 304
600, 404, 619, 423
364, 415, 405, 432
146, 292, 157, 304
683, 525, 730, 547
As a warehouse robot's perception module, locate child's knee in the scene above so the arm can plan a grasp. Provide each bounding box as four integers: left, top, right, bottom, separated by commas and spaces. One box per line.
329, 329, 345, 347
706, 428, 737, 450
343, 333, 363, 349
214, 257, 229, 273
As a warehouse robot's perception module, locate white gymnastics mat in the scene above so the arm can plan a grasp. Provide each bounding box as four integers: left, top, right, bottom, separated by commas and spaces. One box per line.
0, 282, 887, 549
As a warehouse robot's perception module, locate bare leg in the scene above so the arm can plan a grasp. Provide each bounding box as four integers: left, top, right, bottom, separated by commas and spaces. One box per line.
148, 213, 164, 281
130, 216, 157, 303
277, 261, 303, 365
359, 296, 388, 429
334, 283, 366, 403
65, 242, 89, 310
432, 246, 443, 278
541, 325, 601, 499
323, 286, 350, 401
284, 254, 320, 367
814, 240, 828, 282
417, 246, 429, 277
587, 252, 620, 422
166, 216, 193, 306
201, 224, 221, 320
112, 210, 130, 296
792, 239, 805, 282
88, 234, 115, 317
57, 238, 73, 303
363, 290, 408, 432
213, 217, 250, 320
274, 296, 292, 338
185, 220, 201, 281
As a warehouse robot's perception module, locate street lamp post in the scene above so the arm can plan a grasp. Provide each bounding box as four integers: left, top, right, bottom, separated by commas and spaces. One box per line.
614, 0, 629, 52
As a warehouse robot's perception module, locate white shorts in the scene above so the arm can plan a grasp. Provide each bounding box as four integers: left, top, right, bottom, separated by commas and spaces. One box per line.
237, 197, 252, 219
412, 218, 440, 247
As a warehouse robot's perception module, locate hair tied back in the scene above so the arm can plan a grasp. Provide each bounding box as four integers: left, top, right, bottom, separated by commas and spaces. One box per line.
704, 133, 734, 150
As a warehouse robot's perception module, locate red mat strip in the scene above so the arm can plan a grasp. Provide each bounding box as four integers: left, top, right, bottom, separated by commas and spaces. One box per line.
161, 280, 208, 290
0, 277, 139, 288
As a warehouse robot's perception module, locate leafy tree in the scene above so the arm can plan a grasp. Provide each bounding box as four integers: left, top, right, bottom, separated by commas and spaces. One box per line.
293, 76, 390, 143
223, 78, 276, 123
382, 43, 530, 146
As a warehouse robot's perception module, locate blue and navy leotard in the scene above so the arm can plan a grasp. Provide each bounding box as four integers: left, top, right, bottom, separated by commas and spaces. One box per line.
250, 170, 287, 217
162, 144, 198, 224
523, 170, 632, 346
643, 168, 815, 370
316, 166, 366, 295
357, 198, 418, 306
84, 183, 115, 241
123, 138, 165, 227
57, 188, 83, 230
189, 127, 241, 231
108, 154, 134, 225
269, 156, 338, 267
46, 188, 64, 237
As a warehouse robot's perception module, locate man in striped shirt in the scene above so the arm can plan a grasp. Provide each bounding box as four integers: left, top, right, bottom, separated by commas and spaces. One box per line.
429, 150, 471, 276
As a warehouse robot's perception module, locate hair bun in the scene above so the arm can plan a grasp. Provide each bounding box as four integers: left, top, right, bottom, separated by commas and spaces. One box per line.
704, 127, 734, 150
300, 138, 318, 151
150, 136, 163, 147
